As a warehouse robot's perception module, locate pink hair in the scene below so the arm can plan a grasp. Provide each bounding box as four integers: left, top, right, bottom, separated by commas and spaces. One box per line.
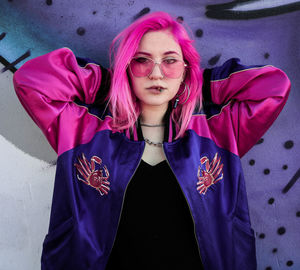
108, 11, 203, 138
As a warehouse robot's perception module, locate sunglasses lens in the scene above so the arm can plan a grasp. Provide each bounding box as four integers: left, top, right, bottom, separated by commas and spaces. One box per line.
161, 60, 184, 79
130, 58, 153, 77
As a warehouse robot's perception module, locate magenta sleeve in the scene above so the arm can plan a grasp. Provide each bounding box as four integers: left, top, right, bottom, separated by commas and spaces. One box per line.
13, 48, 102, 153
207, 59, 291, 157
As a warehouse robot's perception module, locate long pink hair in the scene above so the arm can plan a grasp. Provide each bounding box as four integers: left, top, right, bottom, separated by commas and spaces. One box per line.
108, 11, 203, 138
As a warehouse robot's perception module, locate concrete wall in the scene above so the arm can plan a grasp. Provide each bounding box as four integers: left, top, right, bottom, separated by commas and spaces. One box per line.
0, 1, 299, 269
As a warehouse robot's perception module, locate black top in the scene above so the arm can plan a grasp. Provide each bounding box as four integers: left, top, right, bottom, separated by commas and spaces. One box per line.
106, 160, 204, 270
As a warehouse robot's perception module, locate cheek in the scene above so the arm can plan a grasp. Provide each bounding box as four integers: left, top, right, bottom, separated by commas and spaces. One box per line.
130, 77, 144, 98
169, 80, 183, 97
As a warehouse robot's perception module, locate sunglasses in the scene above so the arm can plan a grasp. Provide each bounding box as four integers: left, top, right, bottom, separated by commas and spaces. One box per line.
129, 57, 187, 79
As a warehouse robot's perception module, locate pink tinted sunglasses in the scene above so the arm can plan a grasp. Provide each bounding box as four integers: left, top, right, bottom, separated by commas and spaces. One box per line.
129, 57, 187, 79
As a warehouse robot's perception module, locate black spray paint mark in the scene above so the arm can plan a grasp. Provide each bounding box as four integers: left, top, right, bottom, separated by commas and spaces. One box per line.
284, 140, 294, 149
0, 32, 6, 40
46, 0, 52, 5
0, 55, 16, 72
282, 164, 288, 170
77, 27, 86, 36
256, 138, 264, 144
177, 16, 184, 23
133, 7, 150, 21
268, 198, 274, 205
1, 50, 31, 73
282, 168, 300, 194
249, 159, 255, 166
277, 227, 286, 235
205, 1, 300, 20
196, 29, 203, 38
208, 54, 221, 66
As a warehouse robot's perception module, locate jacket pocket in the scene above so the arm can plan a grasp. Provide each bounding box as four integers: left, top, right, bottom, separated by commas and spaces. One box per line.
233, 216, 254, 237
232, 216, 257, 270
42, 217, 75, 260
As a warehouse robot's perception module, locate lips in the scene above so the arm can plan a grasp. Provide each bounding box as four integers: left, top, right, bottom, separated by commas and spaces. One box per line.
146, 85, 166, 91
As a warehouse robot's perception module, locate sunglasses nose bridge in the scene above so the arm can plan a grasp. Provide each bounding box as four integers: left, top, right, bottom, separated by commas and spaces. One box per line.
148, 61, 164, 79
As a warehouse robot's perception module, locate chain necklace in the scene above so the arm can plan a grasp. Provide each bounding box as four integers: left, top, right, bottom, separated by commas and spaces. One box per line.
144, 138, 163, 147
140, 119, 164, 146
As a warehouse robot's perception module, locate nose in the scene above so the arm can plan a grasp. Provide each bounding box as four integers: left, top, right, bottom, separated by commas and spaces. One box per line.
148, 63, 164, 79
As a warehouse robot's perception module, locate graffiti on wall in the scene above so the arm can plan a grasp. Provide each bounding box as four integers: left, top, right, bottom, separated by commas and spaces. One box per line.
0, 1, 299, 269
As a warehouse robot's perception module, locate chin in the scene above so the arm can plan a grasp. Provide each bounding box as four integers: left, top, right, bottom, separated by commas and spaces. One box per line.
140, 99, 170, 108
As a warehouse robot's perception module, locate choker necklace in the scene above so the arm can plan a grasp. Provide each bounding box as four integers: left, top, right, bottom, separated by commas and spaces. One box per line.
144, 138, 163, 147
140, 123, 165, 127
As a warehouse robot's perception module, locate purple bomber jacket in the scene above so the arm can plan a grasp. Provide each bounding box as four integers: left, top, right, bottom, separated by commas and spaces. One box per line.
13, 48, 291, 270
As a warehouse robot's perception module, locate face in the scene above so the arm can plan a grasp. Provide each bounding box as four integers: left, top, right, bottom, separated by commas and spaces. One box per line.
128, 29, 185, 110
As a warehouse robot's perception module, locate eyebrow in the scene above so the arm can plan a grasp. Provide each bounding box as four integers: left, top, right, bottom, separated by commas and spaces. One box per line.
135, 51, 180, 56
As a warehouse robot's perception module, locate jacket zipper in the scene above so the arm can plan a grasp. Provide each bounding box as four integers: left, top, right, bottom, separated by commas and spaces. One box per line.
162, 147, 204, 267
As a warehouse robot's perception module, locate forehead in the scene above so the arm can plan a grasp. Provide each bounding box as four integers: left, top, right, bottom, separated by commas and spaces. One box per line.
137, 29, 182, 56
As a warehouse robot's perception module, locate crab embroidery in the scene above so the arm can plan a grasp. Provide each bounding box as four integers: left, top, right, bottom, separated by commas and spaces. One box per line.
74, 153, 110, 196
197, 152, 224, 195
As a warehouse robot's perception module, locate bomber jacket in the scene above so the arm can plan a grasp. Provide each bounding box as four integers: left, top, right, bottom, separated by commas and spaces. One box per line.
13, 48, 291, 270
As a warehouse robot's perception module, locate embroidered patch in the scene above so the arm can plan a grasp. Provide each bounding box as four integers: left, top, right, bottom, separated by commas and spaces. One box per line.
197, 152, 224, 195
74, 153, 110, 196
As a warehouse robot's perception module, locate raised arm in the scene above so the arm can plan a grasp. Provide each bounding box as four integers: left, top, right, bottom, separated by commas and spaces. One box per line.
202, 58, 291, 157
13, 48, 108, 154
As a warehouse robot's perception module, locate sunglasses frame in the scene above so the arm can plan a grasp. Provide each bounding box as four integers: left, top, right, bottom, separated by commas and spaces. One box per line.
128, 57, 187, 79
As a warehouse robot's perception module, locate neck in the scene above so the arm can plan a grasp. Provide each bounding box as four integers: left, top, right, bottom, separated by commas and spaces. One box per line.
140, 103, 168, 125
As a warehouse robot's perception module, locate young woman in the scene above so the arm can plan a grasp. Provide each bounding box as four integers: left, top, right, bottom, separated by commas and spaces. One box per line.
13, 11, 290, 270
